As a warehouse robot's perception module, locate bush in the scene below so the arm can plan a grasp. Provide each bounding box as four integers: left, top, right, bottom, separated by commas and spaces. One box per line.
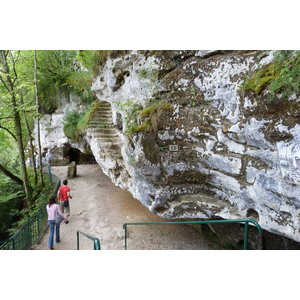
269, 51, 300, 98
63, 111, 84, 141
242, 50, 300, 100
63, 109, 91, 142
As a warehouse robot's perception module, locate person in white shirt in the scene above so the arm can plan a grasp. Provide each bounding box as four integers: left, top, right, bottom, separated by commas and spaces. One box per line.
46, 149, 53, 168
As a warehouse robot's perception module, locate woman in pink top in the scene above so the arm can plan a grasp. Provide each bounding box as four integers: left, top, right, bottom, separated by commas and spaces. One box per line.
46, 195, 68, 250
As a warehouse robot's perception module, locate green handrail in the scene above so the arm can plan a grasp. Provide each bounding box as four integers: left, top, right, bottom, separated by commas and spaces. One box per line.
123, 218, 263, 250
76, 230, 101, 250
0, 173, 61, 250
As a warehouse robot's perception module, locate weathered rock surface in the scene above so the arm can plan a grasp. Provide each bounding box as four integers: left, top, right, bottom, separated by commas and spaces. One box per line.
90, 50, 300, 244
36, 50, 300, 245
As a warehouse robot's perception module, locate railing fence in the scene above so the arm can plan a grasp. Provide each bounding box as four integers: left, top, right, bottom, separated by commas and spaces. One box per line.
0, 172, 61, 250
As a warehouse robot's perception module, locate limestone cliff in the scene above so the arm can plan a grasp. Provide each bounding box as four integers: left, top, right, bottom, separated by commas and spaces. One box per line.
39, 50, 300, 244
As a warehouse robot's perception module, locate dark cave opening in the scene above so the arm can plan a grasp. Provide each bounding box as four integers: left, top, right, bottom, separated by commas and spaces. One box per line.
67, 147, 96, 165
69, 148, 81, 164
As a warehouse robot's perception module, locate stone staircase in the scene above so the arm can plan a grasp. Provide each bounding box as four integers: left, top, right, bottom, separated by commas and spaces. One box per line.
86, 101, 123, 160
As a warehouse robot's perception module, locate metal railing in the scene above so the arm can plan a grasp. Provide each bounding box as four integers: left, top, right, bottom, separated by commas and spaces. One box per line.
123, 218, 263, 250
77, 230, 101, 250
0, 173, 61, 250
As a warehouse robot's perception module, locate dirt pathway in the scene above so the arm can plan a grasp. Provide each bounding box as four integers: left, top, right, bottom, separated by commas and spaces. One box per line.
33, 164, 216, 250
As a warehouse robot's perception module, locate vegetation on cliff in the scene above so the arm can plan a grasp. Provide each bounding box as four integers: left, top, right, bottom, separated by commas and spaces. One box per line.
242, 50, 300, 99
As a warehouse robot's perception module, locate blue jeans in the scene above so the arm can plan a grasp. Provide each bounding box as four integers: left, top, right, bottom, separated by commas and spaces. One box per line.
48, 220, 61, 248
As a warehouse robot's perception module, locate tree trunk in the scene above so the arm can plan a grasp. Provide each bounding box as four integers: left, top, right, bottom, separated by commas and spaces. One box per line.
20, 93, 38, 185
34, 50, 44, 186
0, 50, 31, 207
0, 162, 24, 186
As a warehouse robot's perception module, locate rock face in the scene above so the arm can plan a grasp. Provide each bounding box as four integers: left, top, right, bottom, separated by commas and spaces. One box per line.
33, 93, 94, 165
90, 50, 300, 244
36, 50, 300, 246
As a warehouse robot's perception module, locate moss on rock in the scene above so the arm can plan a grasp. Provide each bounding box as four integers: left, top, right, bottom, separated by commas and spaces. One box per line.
242, 63, 279, 94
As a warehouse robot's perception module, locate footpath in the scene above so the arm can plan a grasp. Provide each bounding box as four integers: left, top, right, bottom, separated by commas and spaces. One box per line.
33, 164, 215, 250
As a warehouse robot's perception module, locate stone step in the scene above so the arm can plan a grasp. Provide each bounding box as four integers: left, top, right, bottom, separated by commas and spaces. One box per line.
97, 134, 119, 139
94, 110, 112, 114
91, 109, 112, 113
87, 120, 114, 124
88, 119, 113, 123
87, 126, 114, 130
87, 122, 114, 127
88, 128, 118, 134
97, 102, 111, 107
94, 137, 121, 143
91, 109, 111, 113
89, 131, 119, 137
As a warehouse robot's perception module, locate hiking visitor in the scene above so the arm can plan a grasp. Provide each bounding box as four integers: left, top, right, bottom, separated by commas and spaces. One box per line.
57, 179, 72, 217
46, 149, 53, 168
46, 195, 68, 250
35, 153, 39, 168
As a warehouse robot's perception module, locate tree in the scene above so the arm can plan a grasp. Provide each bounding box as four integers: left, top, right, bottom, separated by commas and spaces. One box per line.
0, 162, 23, 186
19, 92, 38, 185
0, 50, 31, 205
34, 50, 44, 186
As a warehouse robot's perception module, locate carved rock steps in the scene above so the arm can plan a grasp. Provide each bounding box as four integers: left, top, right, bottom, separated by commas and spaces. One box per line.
87, 101, 123, 162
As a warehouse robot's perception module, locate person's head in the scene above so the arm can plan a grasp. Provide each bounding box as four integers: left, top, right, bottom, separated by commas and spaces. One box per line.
48, 195, 56, 207
63, 179, 68, 185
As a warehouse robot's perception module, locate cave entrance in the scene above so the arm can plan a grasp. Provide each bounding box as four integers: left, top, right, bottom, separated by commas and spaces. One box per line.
69, 148, 81, 164
68, 147, 96, 165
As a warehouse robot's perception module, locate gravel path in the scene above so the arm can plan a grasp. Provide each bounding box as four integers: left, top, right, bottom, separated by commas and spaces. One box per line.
33, 164, 216, 250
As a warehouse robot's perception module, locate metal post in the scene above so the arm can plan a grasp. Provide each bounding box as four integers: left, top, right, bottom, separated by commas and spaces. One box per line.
244, 221, 249, 250
94, 238, 101, 250
124, 225, 127, 250
37, 214, 40, 237
77, 231, 80, 250
48, 165, 52, 182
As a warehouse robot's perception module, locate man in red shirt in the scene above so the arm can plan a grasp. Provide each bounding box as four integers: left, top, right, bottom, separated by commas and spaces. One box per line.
57, 179, 72, 218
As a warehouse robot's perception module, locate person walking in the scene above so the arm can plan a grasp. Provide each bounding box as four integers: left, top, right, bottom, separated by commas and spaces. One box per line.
46, 195, 68, 250
46, 149, 53, 168
57, 179, 72, 217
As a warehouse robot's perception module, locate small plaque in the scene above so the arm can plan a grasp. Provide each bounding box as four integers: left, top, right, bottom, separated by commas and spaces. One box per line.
169, 145, 178, 152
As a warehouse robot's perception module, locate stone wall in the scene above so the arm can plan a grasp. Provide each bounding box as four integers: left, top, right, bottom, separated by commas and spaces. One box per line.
91, 50, 300, 243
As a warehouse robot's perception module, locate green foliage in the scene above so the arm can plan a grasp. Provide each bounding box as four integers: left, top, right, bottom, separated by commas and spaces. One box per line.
128, 156, 136, 166
63, 110, 85, 141
15, 50, 96, 113
130, 103, 173, 135
62, 108, 92, 142
6, 177, 53, 237
77, 110, 90, 132
137, 67, 159, 81
0, 176, 25, 240
242, 63, 278, 94
78, 50, 111, 75
115, 100, 143, 135
268, 51, 300, 98
115, 98, 173, 137
65, 71, 94, 104
242, 50, 300, 100
136, 66, 160, 100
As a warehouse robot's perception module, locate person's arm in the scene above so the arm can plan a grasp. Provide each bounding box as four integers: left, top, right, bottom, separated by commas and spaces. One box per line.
67, 189, 72, 199
57, 190, 60, 200
57, 205, 68, 221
